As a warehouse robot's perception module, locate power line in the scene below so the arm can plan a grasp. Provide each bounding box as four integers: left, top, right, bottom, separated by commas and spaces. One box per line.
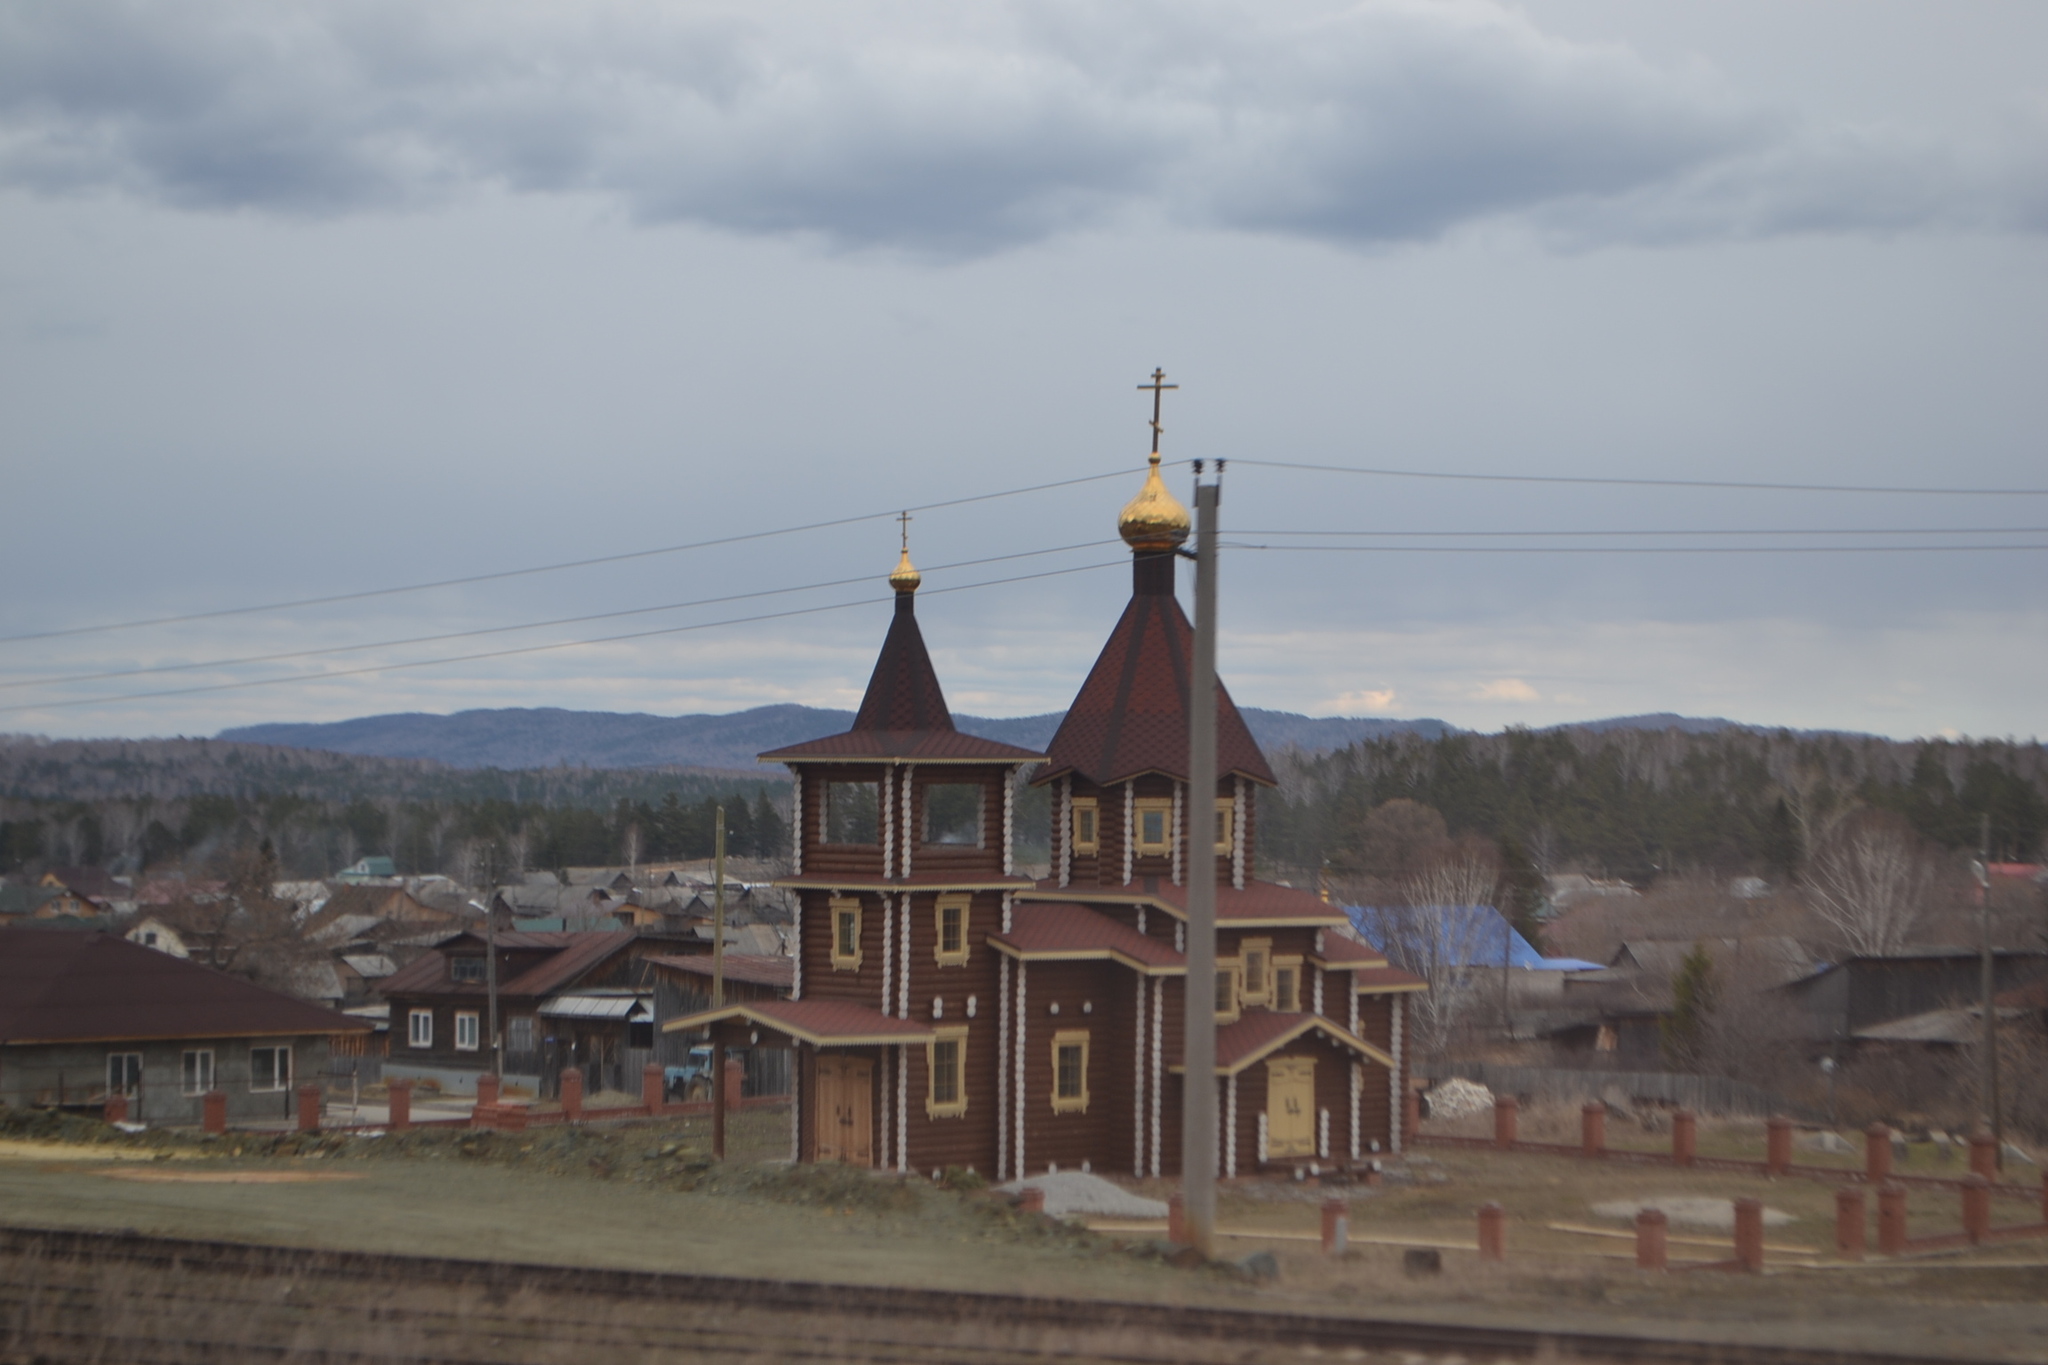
1234, 526, 2048, 538
0, 468, 1147, 647
0, 559, 1127, 716
0, 541, 1118, 693
1230, 458, 2048, 497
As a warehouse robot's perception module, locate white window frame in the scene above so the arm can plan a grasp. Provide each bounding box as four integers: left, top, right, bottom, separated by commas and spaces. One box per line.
454, 1011, 481, 1052
249, 1045, 293, 1093
408, 1008, 434, 1049
181, 1048, 215, 1096
106, 1052, 142, 1099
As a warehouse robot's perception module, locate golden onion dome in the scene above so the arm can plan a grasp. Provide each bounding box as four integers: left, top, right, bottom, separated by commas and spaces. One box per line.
1117, 452, 1191, 551
888, 544, 922, 593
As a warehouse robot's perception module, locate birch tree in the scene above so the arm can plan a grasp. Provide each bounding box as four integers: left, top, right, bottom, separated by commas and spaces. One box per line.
1804, 813, 1933, 957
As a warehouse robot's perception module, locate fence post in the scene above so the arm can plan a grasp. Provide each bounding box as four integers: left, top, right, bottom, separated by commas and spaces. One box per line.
724, 1056, 745, 1109
1968, 1131, 1998, 1181
1877, 1183, 1908, 1256
1018, 1187, 1046, 1215
202, 1090, 227, 1135
1733, 1197, 1765, 1272
642, 1062, 665, 1117
1321, 1198, 1349, 1255
1476, 1202, 1505, 1261
475, 1072, 500, 1112
1403, 1085, 1422, 1141
1168, 1191, 1186, 1245
295, 1084, 322, 1134
559, 1068, 583, 1122
1581, 1102, 1606, 1158
1765, 1116, 1793, 1176
103, 1093, 128, 1126
1961, 1174, 1991, 1245
1493, 1096, 1519, 1150
387, 1079, 411, 1131
1634, 1207, 1667, 1271
1865, 1123, 1892, 1183
1671, 1109, 1696, 1168
1834, 1186, 1865, 1261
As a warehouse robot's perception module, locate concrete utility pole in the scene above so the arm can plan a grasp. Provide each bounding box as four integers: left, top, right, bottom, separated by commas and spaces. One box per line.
1975, 814, 2001, 1167
471, 840, 503, 1079
713, 806, 728, 1009
1181, 461, 1221, 1259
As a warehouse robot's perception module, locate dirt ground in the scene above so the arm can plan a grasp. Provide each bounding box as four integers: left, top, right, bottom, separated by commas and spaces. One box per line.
2, 1108, 2045, 1361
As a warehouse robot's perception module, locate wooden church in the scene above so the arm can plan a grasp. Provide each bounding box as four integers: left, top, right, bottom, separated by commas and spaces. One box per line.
667, 455, 1422, 1180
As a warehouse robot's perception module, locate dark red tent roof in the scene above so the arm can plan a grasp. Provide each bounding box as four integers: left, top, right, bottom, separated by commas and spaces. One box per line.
0, 929, 372, 1044
1037, 557, 1274, 787
762, 592, 1043, 766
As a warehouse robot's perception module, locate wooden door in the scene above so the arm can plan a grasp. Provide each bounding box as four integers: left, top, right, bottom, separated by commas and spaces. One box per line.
814, 1056, 874, 1166
1265, 1057, 1316, 1158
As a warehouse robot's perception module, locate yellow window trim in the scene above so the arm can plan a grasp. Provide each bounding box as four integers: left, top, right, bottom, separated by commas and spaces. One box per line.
1133, 797, 1173, 854
1213, 797, 1235, 855
933, 893, 971, 967
927, 1024, 969, 1118
1070, 796, 1100, 855
1239, 936, 1272, 1007
1213, 960, 1242, 1024
1273, 955, 1303, 1013
829, 895, 863, 971
1050, 1028, 1091, 1114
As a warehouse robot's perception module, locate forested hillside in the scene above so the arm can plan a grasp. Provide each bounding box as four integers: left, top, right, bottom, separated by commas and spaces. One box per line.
1257, 726, 2048, 885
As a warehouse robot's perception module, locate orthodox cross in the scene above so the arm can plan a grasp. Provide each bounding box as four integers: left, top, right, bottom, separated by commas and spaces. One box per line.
1137, 367, 1177, 456
897, 509, 912, 551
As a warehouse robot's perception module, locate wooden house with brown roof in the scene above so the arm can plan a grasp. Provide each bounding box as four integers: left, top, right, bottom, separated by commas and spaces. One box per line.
667, 460, 1421, 1179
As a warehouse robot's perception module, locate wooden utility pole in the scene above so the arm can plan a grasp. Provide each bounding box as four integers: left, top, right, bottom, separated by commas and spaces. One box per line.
713, 806, 728, 1009
1181, 459, 1220, 1259
1975, 814, 2001, 1167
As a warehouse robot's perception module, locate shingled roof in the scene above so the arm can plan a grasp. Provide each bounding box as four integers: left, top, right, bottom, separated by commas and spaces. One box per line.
0, 929, 372, 1044
1036, 557, 1274, 787
761, 591, 1043, 766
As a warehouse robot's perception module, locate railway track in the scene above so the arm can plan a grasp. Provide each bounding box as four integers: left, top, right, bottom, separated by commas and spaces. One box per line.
0, 1223, 1976, 1365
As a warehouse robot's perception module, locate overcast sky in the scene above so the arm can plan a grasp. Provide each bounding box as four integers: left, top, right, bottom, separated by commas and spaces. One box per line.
3, 0, 2044, 744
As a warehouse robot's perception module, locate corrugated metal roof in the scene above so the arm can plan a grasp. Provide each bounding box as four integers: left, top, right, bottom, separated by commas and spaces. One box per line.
540, 993, 650, 1020
0, 929, 372, 1044
645, 953, 794, 990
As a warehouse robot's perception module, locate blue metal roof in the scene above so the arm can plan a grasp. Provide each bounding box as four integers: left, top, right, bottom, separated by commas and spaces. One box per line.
1347, 903, 1603, 972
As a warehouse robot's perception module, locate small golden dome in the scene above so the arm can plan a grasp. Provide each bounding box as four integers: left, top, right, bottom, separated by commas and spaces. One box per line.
888, 544, 922, 593
1117, 453, 1190, 551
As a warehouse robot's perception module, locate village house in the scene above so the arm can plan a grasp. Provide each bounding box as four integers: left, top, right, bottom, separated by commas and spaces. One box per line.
0, 928, 373, 1124
666, 457, 1422, 1178
378, 928, 696, 1097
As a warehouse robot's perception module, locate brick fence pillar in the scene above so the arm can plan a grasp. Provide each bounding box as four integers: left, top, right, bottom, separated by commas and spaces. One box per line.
1493, 1096, 1518, 1150
387, 1079, 411, 1131
295, 1084, 322, 1133
1017, 1186, 1045, 1215
559, 1068, 583, 1122
1835, 1186, 1865, 1261
1961, 1173, 1991, 1244
724, 1056, 745, 1110
202, 1089, 227, 1135
103, 1093, 128, 1126
1634, 1207, 1668, 1271
1969, 1131, 1998, 1181
1321, 1198, 1349, 1255
1766, 1116, 1793, 1176
1671, 1109, 1696, 1168
1733, 1197, 1765, 1273
1865, 1123, 1892, 1183
1877, 1183, 1908, 1255
642, 1062, 665, 1116
1403, 1085, 1422, 1141
1167, 1192, 1186, 1245
475, 1073, 500, 1110
1476, 1202, 1505, 1261
1581, 1102, 1606, 1158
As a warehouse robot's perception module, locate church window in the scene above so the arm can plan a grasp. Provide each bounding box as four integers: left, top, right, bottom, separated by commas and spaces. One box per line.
1240, 939, 1271, 1006
927, 1026, 968, 1118
1213, 798, 1235, 854
1214, 963, 1242, 1023
830, 896, 863, 970
934, 894, 970, 966
1134, 798, 1172, 854
1070, 797, 1099, 854
824, 782, 880, 845
1273, 961, 1300, 1013
922, 784, 982, 847
1050, 1030, 1090, 1113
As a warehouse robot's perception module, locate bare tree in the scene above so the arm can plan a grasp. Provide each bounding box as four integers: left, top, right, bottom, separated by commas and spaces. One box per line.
1804, 812, 1934, 957
1356, 847, 1502, 1062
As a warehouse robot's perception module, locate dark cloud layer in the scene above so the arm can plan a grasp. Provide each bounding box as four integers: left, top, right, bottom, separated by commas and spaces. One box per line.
5, 0, 2039, 253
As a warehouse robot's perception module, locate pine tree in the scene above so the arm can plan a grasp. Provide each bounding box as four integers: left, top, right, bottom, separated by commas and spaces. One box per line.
753, 791, 787, 861
1660, 942, 1718, 1072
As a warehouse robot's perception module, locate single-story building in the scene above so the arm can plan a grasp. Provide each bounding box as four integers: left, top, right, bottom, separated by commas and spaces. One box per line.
0, 928, 375, 1125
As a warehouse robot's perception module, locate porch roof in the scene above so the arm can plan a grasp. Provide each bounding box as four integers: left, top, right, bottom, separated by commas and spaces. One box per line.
1169, 1010, 1395, 1076
660, 997, 935, 1047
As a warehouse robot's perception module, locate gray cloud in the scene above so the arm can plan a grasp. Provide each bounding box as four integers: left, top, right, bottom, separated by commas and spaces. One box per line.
0, 0, 2039, 253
